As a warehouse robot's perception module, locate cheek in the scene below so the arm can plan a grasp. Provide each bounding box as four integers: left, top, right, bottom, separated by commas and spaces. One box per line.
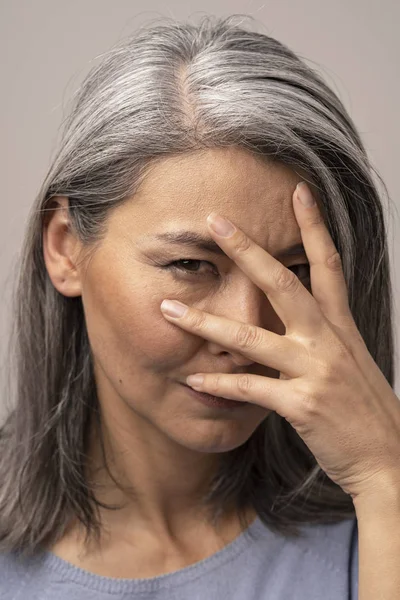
81, 261, 197, 375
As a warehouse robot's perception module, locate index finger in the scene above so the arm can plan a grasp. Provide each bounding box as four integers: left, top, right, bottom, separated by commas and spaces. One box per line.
206, 211, 321, 334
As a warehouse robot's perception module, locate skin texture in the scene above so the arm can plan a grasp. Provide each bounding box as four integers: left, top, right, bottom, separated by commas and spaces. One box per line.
42, 146, 311, 576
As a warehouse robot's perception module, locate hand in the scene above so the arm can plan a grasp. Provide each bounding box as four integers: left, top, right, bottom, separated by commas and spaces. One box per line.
160, 181, 400, 503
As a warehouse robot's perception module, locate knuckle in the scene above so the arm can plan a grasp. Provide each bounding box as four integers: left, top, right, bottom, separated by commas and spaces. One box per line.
297, 385, 320, 415
274, 267, 300, 294
318, 350, 348, 383
336, 313, 357, 330
189, 310, 207, 330
307, 211, 325, 227
209, 374, 221, 394
237, 374, 252, 395
318, 361, 335, 382
301, 393, 318, 415
231, 231, 252, 255
325, 251, 343, 272
234, 324, 262, 350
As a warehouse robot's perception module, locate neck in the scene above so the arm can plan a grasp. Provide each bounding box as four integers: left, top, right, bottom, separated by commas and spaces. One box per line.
84, 409, 232, 540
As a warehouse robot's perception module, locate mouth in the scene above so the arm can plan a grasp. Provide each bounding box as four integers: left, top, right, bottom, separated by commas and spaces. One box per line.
179, 382, 248, 410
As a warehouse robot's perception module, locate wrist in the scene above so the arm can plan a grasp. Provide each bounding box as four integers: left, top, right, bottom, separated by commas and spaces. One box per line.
352, 471, 400, 520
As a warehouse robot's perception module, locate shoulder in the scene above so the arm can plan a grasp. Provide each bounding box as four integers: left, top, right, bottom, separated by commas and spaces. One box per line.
0, 548, 120, 600
298, 517, 358, 598
0, 549, 59, 599
256, 517, 359, 598
293, 517, 358, 574
0, 550, 33, 598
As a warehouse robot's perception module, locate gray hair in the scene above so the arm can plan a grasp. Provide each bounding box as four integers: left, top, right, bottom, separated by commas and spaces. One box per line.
0, 14, 394, 556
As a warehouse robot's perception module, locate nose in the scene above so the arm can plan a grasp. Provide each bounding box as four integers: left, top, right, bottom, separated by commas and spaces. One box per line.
206, 278, 281, 366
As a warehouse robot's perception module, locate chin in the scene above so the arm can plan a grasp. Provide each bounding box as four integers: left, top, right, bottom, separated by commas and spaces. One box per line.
165, 418, 258, 454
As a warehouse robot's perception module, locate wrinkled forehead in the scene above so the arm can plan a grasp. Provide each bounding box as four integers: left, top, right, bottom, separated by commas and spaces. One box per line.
118, 147, 312, 253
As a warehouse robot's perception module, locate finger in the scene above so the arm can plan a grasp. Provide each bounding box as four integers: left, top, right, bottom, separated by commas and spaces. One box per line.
160, 301, 308, 378
206, 211, 321, 335
186, 371, 294, 417
294, 182, 352, 326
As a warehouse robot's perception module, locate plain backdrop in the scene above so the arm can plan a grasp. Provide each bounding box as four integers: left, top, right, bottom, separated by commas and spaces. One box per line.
0, 1, 399, 417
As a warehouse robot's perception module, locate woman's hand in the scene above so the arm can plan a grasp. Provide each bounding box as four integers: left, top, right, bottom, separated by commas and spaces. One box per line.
160, 182, 400, 504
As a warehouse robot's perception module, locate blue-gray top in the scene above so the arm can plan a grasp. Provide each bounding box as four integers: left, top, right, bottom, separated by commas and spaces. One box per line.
0, 515, 358, 599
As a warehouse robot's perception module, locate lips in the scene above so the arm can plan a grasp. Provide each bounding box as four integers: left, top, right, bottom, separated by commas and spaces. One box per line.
181, 382, 224, 399
179, 382, 248, 409
181, 369, 249, 384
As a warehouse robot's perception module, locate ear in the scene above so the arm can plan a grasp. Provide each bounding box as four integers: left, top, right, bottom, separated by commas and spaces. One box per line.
42, 196, 86, 298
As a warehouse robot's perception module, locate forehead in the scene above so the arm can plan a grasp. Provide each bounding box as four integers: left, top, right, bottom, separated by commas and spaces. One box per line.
119, 147, 309, 253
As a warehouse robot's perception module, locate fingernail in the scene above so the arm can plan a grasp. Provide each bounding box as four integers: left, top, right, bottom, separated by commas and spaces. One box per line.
160, 300, 188, 318
207, 213, 236, 237
296, 182, 315, 207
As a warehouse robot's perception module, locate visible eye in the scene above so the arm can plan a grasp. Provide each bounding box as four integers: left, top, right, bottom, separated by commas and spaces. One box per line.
289, 263, 311, 287
165, 259, 219, 278
162, 259, 310, 285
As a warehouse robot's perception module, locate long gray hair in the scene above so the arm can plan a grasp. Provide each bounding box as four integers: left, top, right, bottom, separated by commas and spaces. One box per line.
0, 14, 394, 556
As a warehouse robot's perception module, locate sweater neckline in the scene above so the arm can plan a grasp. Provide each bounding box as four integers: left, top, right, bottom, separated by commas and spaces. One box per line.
34, 515, 267, 593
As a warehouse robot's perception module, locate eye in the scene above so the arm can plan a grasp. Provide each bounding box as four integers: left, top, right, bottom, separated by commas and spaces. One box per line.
162, 259, 310, 285
289, 263, 311, 286
166, 259, 219, 278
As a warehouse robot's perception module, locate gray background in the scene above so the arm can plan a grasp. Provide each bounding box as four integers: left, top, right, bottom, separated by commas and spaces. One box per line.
1, 0, 399, 413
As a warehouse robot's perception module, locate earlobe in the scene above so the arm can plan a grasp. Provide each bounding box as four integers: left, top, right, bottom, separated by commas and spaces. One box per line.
42, 196, 83, 298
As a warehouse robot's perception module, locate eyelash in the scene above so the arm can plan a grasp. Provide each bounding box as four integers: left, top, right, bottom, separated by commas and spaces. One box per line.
166, 259, 219, 277
165, 259, 311, 285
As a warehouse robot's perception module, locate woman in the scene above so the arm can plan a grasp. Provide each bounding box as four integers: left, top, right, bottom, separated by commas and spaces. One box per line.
1, 13, 399, 599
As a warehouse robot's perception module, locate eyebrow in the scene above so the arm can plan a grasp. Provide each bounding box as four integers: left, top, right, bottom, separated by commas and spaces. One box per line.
148, 231, 306, 258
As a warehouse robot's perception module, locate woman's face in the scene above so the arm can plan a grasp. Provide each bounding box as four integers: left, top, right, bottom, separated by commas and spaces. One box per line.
72, 147, 310, 454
